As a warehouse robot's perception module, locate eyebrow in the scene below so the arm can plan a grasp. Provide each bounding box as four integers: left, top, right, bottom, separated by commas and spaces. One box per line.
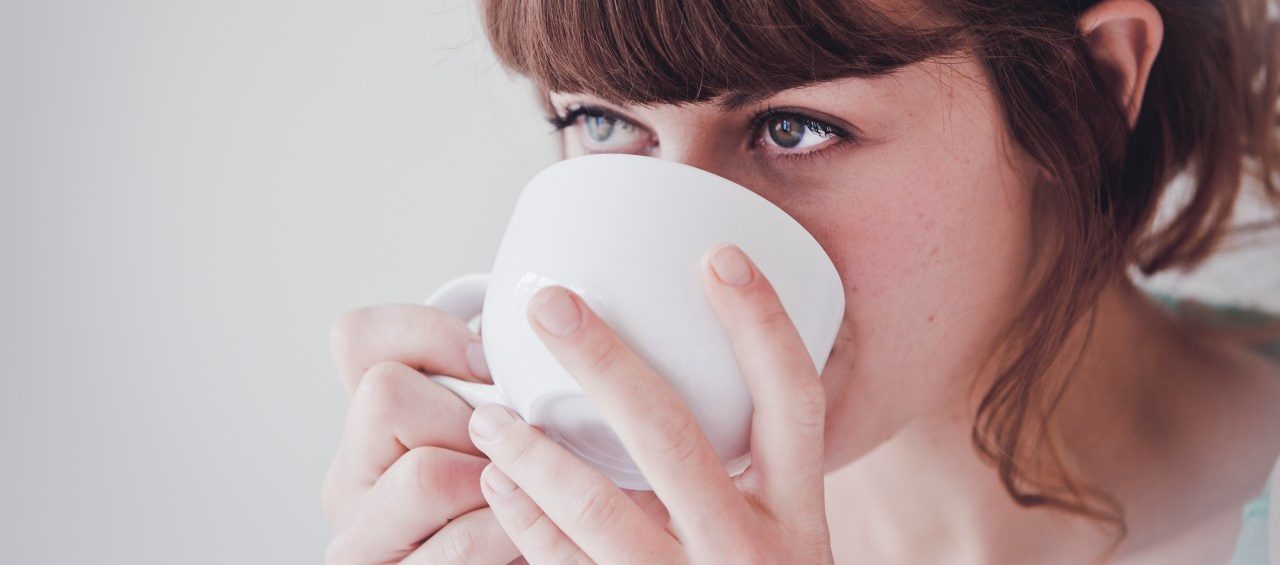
548, 88, 780, 113
714, 89, 778, 111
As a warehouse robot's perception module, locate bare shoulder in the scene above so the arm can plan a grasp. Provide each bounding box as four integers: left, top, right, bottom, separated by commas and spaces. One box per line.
1220, 333, 1280, 454
1199, 331, 1280, 482
1195, 333, 1280, 547
1271, 461, 1279, 565
1133, 330, 1280, 563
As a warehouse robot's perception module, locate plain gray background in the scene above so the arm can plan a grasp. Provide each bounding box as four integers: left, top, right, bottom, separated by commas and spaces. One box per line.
0, 1, 1275, 563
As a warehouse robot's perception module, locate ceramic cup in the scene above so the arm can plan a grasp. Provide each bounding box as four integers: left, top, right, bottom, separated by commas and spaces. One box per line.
424, 153, 844, 490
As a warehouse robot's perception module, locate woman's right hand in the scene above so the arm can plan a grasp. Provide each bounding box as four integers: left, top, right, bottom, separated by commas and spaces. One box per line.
321, 304, 521, 564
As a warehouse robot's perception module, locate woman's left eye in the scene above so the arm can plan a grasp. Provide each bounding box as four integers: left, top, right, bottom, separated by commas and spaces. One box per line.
760, 115, 841, 151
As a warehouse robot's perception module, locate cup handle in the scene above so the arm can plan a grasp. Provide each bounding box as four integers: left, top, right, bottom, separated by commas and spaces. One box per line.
423, 273, 505, 408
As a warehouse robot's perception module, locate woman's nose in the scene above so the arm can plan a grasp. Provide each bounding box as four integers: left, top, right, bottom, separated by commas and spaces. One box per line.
653, 142, 749, 190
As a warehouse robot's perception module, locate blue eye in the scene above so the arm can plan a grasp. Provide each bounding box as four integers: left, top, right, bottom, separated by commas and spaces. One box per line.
580, 113, 643, 148
584, 114, 615, 142
549, 105, 651, 153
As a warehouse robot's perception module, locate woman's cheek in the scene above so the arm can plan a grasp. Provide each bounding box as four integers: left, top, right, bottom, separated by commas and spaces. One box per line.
798, 160, 1034, 454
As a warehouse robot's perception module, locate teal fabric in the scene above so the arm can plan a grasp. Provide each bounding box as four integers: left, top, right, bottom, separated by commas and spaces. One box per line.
1149, 291, 1277, 564
1230, 479, 1271, 565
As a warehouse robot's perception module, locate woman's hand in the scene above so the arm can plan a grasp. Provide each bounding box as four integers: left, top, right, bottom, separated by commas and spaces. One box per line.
469, 243, 834, 564
321, 303, 521, 564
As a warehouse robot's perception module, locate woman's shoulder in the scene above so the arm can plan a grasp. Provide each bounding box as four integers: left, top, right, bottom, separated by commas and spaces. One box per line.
1225, 458, 1276, 565
1145, 290, 1280, 564
1147, 290, 1280, 395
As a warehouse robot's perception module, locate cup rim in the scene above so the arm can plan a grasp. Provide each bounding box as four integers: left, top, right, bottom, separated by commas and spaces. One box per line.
521, 153, 842, 287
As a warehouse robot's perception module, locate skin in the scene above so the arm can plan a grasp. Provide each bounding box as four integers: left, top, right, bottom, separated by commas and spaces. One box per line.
321, 0, 1280, 562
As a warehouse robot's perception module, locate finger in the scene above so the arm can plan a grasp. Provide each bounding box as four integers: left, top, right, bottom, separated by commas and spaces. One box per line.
480, 464, 593, 565
701, 243, 827, 517
524, 285, 752, 532
330, 304, 491, 397
624, 489, 671, 529
322, 361, 479, 530
401, 507, 521, 565
325, 447, 489, 564
470, 405, 681, 563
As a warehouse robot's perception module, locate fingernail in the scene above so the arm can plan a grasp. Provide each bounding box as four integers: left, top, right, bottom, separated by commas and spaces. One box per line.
483, 464, 518, 494
470, 404, 517, 441
530, 287, 581, 336
465, 338, 491, 381
709, 244, 754, 286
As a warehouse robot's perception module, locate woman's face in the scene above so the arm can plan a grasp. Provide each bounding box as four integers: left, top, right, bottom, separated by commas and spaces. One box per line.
548, 55, 1041, 468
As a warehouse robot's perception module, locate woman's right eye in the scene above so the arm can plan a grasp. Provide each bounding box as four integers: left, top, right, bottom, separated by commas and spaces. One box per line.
583, 114, 619, 142
550, 106, 652, 154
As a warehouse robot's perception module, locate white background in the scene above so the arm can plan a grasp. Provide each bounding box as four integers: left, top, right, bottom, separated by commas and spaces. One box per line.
0, 1, 1274, 563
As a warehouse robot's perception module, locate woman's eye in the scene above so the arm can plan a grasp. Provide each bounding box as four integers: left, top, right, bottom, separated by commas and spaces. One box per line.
548, 105, 653, 154
584, 114, 615, 141
581, 113, 645, 149
763, 116, 837, 150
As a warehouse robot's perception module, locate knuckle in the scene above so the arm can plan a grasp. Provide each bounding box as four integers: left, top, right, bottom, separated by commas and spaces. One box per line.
752, 303, 794, 332
583, 336, 626, 375
515, 512, 563, 554
789, 380, 827, 428
360, 361, 411, 425
573, 484, 624, 531
649, 413, 704, 463
329, 307, 372, 360
420, 305, 458, 337
434, 522, 485, 563
404, 446, 460, 501
415, 305, 469, 357
319, 468, 343, 526
502, 427, 543, 467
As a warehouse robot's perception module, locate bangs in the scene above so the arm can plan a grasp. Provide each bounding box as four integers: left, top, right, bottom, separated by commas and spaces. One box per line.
482, 0, 967, 106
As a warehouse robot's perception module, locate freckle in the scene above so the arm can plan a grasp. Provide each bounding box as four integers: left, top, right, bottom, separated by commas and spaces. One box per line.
928, 314, 936, 323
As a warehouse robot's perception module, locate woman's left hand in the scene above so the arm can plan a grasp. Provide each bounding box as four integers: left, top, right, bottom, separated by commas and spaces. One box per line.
468, 243, 835, 564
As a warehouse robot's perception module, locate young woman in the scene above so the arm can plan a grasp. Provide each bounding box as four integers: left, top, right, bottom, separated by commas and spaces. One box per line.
321, 0, 1280, 563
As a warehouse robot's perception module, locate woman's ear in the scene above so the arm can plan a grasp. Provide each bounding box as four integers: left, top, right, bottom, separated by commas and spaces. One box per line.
1077, 0, 1164, 129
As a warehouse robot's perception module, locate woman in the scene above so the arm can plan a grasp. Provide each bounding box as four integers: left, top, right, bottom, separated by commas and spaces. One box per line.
321, 0, 1280, 563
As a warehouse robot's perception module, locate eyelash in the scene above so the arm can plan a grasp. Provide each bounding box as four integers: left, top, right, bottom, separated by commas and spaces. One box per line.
547, 104, 856, 162
748, 106, 854, 162
547, 106, 623, 131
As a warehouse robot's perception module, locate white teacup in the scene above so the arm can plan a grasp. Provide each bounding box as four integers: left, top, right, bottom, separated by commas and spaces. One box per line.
425, 154, 844, 490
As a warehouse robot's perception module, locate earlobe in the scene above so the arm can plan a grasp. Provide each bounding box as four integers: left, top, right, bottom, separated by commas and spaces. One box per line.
1077, 0, 1164, 128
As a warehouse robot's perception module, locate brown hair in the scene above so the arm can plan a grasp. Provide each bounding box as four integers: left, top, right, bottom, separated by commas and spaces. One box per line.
481, 0, 1280, 555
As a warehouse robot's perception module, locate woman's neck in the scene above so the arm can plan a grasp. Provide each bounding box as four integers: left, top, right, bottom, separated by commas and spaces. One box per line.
823, 278, 1248, 564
